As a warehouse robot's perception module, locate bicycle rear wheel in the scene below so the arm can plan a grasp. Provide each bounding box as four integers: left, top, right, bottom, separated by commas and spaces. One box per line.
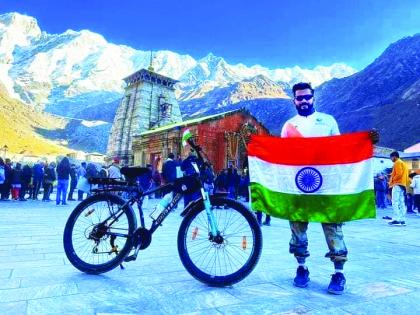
177, 197, 262, 286
63, 193, 136, 274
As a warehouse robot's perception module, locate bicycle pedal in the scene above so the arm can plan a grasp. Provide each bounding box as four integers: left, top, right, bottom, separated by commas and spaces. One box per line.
124, 255, 137, 262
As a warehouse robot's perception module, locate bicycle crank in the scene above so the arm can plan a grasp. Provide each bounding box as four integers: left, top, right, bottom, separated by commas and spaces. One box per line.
124, 228, 152, 262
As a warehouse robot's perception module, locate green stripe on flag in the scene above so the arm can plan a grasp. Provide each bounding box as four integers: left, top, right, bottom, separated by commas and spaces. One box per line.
182, 129, 193, 146
250, 182, 376, 223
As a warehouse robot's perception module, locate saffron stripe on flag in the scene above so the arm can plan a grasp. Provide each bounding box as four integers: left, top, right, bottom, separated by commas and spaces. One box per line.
248, 131, 373, 166
250, 182, 376, 223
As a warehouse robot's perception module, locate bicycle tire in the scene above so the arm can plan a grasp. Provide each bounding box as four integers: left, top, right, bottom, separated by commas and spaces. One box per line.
177, 197, 262, 286
63, 193, 136, 274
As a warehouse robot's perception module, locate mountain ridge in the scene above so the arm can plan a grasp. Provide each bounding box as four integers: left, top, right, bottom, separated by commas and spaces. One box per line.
0, 12, 418, 154
0, 12, 356, 118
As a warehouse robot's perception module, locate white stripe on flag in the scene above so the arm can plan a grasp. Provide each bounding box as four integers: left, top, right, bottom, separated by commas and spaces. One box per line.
249, 156, 373, 195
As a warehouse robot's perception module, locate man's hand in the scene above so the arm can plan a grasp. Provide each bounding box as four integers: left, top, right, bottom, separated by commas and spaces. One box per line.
369, 129, 380, 144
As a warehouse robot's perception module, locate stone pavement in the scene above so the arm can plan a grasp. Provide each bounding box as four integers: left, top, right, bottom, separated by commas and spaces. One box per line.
0, 197, 419, 315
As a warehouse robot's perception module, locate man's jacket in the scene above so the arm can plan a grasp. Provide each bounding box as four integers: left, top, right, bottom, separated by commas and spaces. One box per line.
389, 158, 409, 188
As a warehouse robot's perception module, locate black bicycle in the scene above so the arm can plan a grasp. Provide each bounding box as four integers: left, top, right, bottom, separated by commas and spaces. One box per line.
63, 137, 262, 286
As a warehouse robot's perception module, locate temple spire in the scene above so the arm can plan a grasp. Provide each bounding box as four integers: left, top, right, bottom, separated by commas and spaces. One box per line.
148, 51, 154, 72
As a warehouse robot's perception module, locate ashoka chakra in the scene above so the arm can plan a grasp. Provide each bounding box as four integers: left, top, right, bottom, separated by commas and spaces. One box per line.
295, 167, 323, 193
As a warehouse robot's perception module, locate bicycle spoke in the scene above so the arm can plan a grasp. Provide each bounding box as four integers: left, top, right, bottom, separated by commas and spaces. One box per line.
71, 200, 131, 266
184, 205, 256, 277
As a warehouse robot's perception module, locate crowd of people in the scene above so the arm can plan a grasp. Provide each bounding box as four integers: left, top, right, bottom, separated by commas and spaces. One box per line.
0, 154, 253, 209
0, 156, 106, 205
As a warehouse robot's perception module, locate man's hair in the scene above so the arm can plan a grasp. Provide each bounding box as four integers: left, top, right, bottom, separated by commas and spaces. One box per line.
168, 153, 175, 159
292, 82, 314, 96
390, 151, 399, 158
409, 172, 416, 178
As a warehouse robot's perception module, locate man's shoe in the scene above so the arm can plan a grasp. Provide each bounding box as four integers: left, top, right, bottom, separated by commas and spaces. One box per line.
293, 266, 310, 288
388, 220, 402, 226
263, 221, 271, 226
328, 272, 346, 295
400, 221, 406, 226
382, 216, 392, 220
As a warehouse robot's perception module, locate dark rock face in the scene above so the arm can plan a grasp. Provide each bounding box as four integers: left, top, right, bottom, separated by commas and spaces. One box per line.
180, 35, 420, 150
314, 34, 420, 149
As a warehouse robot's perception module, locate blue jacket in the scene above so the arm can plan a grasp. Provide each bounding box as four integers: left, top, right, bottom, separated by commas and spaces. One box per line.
32, 163, 44, 180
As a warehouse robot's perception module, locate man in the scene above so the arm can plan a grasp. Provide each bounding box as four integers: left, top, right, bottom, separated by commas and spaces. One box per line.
410, 172, 420, 213
280, 82, 378, 295
42, 162, 56, 201
108, 157, 122, 179
406, 174, 415, 214
67, 164, 78, 201
77, 162, 87, 201
162, 153, 177, 184
388, 151, 409, 226
31, 161, 44, 200
374, 173, 387, 209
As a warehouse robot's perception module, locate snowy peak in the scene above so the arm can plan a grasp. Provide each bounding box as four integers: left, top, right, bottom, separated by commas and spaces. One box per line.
0, 12, 41, 38
228, 75, 290, 103
0, 12, 41, 62
180, 74, 290, 117
0, 11, 357, 118
200, 53, 225, 68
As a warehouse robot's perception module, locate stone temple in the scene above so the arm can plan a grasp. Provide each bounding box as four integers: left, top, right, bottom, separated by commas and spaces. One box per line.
106, 68, 182, 165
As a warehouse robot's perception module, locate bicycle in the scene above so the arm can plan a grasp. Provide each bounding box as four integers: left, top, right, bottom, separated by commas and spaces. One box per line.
63, 135, 262, 286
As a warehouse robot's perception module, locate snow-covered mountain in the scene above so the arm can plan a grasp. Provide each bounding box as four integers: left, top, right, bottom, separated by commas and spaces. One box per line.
181, 75, 290, 117
0, 12, 356, 118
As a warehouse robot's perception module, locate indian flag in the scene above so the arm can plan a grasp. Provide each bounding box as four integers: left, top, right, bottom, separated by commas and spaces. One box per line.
182, 129, 193, 147
248, 132, 376, 223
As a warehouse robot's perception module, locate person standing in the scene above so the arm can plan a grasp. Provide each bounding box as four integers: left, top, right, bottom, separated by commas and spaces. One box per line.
388, 151, 409, 226
108, 158, 122, 179
1, 159, 13, 200
374, 173, 387, 209
410, 172, 420, 213
406, 175, 415, 214
11, 163, 23, 200
31, 161, 44, 200
0, 158, 5, 200
19, 164, 32, 201
56, 157, 71, 206
77, 162, 87, 201
42, 162, 56, 201
99, 165, 108, 178
280, 82, 378, 294
67, 164, 77, 201
162, 153, 177, 184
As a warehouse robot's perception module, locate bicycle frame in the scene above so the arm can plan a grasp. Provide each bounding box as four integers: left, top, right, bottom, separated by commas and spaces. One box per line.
91, 140, 221, 243
93, 180, 220, 249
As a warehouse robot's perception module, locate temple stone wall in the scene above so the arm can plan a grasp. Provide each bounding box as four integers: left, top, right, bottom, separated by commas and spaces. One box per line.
107, 69, 182, 165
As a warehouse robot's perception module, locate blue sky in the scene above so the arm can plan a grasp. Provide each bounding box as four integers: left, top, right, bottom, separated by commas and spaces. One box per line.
1, 0, 419, 70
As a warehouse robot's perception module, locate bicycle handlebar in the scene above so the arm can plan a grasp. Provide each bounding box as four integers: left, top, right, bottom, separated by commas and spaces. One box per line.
186, 137, 212, 170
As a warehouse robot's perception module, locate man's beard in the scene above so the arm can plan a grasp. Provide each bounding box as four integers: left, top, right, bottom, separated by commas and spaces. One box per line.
296, 103, 315, 116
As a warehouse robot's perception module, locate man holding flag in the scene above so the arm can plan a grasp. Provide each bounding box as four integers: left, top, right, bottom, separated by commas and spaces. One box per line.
248, 82, 379, 294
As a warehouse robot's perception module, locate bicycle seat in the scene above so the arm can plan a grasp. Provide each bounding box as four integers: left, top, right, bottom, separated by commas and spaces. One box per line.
121, 167, 150, 179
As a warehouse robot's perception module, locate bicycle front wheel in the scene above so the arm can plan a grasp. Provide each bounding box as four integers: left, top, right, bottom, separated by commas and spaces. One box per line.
63, 193, 136, 274
177, 197, 262, 286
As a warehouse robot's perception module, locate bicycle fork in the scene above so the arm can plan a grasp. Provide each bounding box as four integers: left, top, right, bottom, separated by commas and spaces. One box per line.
201, 189, 219, 237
